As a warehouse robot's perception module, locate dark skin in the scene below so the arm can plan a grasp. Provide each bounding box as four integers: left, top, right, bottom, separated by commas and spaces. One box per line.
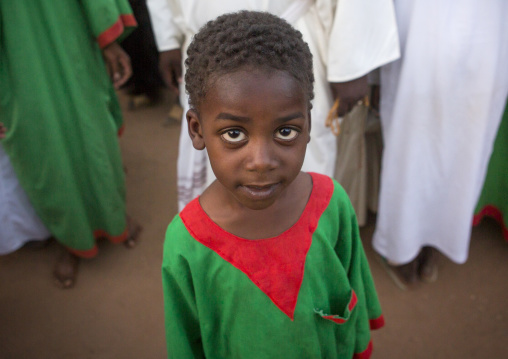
329, 75, 369, 116
187, 69, 312, 239
199, 173, 312, 239
159, 49, 183, 94
160, 49, 368, 116
102, 42, 133, 89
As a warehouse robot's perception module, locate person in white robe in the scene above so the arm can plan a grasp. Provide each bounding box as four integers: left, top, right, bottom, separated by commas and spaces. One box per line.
147, 0, 400, 210
373, 0, 508, 288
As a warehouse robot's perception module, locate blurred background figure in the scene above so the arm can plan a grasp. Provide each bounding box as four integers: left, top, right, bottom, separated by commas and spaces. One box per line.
473, 101, 508, 241
373, 0, 508, 289
0, 0, 140, 288
122, 0, 165, 109
146, 0, 400, 210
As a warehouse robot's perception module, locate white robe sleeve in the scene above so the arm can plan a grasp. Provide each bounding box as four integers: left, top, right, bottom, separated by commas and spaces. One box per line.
146, 0, 184, 51
327, 0, 400, 82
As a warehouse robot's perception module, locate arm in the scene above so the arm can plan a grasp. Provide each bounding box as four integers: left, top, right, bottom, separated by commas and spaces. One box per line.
158, 49, 183, 94
334, 187, 384, 357
79, 0, 136, 88
146, 0, 184, 93
329, 76, 369, 116
162, 263, 205, 358
327, 0, 400, 115
80, 0, 137, 49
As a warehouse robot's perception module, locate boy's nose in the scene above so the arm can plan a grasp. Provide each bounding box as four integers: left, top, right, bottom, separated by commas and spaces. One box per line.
245, 140, 277, 173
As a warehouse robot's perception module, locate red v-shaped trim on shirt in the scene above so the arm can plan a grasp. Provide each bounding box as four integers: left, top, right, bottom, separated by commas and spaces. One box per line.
180, 172, 334, 320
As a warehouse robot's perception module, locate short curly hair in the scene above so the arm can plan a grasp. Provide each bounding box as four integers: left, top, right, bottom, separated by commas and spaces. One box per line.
185, 11, 314, 110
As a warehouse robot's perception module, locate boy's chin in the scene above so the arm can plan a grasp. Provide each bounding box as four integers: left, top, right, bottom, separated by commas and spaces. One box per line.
232, 194, 279, 211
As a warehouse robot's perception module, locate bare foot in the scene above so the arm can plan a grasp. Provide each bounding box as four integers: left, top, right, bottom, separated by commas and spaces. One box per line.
418, 246, 438, 283
377, 254, 420, 291
123, 216, 142, 249
53, 250, 80, 289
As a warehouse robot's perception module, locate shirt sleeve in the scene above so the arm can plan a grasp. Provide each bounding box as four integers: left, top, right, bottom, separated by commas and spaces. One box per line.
162, 218, 205, 358
334, 184, 384, 358
327, 0, 400, 82
80, 0, 137, 49
146, 0, 184, 51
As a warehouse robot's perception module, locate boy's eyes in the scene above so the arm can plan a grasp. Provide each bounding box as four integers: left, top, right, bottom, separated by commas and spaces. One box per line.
274, 127, 299, 141
221, 129, 247, 143
220, 127, 299, 144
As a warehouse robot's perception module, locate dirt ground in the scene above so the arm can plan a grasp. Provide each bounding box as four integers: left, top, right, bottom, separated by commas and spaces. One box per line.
1, 92, 507, 359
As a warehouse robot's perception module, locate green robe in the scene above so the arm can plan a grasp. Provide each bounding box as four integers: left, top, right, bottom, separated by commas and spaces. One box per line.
0, 0, 136, 257
474, 100, 508, 240
162, 173, 384, 358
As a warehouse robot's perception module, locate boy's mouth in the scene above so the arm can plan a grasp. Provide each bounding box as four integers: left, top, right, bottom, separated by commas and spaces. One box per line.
241, 183, 280, 200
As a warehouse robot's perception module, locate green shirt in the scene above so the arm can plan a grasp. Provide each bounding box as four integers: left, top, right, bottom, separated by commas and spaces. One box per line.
162, 173, 384, 358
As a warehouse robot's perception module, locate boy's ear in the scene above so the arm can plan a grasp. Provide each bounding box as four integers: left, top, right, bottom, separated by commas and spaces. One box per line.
187, 109, 205, 150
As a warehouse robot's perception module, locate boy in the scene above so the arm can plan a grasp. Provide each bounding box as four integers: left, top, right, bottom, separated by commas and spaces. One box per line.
162, 11, 384, 358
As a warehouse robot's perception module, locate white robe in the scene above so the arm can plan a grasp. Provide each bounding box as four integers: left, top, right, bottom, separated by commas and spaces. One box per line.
0, 145, 50, 254
373, 0, 508, 264
147, 0, 400, 210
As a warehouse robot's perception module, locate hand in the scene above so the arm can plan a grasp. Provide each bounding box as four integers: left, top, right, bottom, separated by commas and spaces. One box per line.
159, 49, 182, 94
102, 42, 132, 89
329, 75, 369, 116
0, 122, 6, 139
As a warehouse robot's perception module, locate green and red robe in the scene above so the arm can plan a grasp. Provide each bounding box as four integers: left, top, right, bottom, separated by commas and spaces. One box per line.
0, 0, 136, 257
162, 173, 384, 358
474, 99, 508, 240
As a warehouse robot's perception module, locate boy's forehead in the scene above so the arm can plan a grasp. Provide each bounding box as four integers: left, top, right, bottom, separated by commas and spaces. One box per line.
204, 68, 305, 102
195, 68, 310, 123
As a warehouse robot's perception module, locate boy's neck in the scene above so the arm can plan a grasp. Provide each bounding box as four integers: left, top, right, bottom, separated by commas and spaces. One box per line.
199, 172, 312, 239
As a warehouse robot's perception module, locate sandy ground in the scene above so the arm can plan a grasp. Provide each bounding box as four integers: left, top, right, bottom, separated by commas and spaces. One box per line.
1, 92, 507, 359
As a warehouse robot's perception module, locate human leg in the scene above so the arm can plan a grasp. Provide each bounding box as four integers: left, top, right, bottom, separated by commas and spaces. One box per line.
376, 254, 420, 291
53, 245, 80, 289
123, 216, 142, 249
418, 246, 438, 283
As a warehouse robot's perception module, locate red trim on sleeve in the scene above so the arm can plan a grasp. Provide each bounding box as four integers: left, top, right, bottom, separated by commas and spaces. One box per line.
120, 14, 137, 27
369, 315, 385, 330
353, 340, 373, 359
66, 228, 129, 259
180, 172, 334, 320
97, 14, 137, 49
473, 205, 508, 241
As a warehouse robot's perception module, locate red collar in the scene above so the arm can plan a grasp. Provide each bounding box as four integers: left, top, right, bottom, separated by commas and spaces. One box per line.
180, 172, 333, 319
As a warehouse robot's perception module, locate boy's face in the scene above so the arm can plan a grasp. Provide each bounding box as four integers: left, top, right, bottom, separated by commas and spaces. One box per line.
187, 69, 310, 210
